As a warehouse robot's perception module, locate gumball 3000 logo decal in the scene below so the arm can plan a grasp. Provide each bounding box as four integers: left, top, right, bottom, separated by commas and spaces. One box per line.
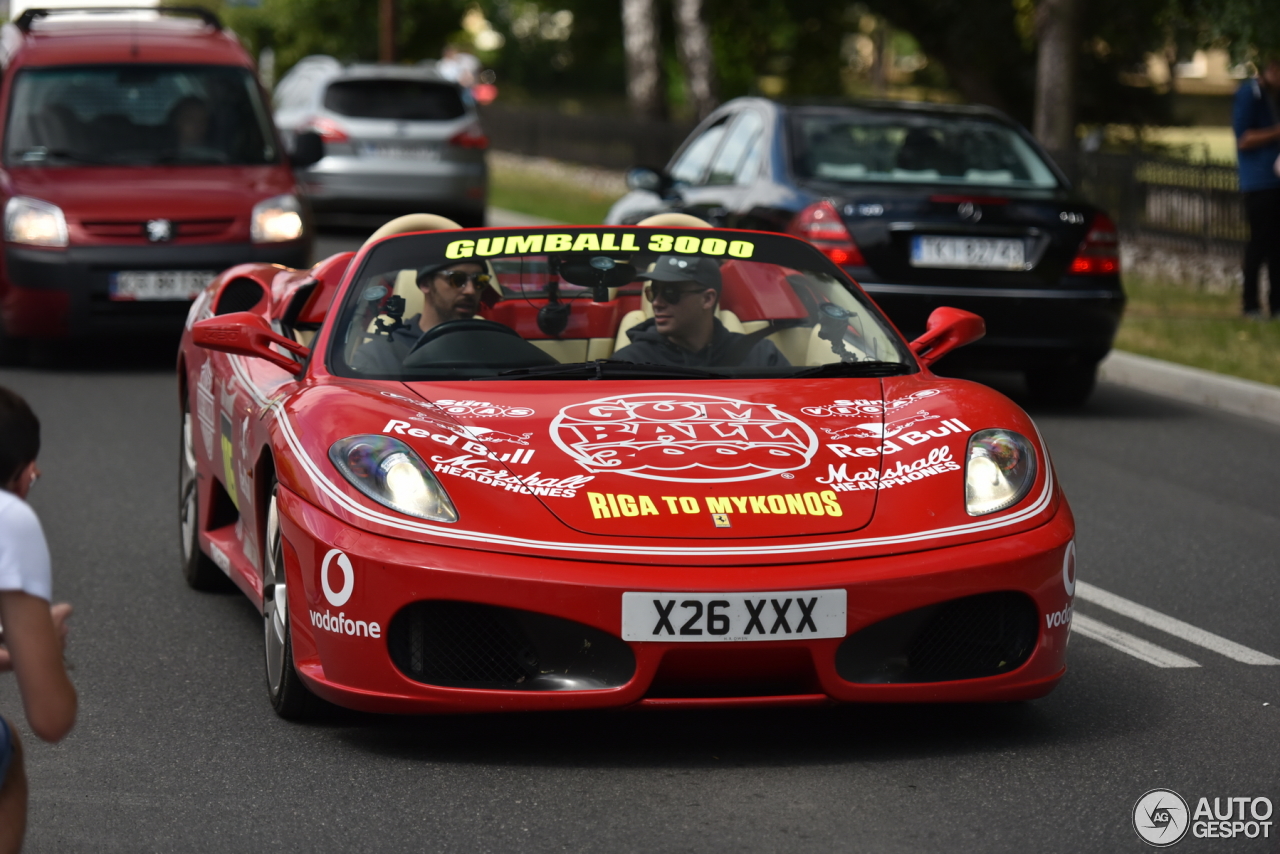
551, 394, 818, 483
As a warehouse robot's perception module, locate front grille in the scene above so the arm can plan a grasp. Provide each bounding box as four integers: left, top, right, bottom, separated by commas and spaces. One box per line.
387, 600, 635, 690
81, 219, 235, 241
390, 600, 538, 686
836, 591, 1039, 684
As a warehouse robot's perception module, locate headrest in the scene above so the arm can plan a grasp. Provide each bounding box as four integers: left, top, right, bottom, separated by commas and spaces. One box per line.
635, 213, 712, 228
362, 213, 463, 248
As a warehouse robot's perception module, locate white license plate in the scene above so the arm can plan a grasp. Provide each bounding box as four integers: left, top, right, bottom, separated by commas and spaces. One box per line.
358, 143, 440, 161
110, 270, 215, 301
911, 236, 1026, 270
622, 590, 847, 642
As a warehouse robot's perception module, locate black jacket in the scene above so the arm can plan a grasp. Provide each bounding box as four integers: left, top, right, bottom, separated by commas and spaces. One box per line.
612, 318, 790, 368
350, 314, 425, 373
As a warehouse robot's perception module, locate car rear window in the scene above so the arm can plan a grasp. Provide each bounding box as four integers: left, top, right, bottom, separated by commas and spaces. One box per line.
791, 112, 1059, 189
323, 79, 466, 121
4, 64, 277, 167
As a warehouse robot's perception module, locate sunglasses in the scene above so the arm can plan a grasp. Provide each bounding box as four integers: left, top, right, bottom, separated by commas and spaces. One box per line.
437, 270, 491, 289
645, 283, 710, 304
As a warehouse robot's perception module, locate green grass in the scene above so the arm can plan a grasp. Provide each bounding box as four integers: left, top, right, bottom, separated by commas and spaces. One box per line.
489, 160, 621, 225
1116, 278, 1280, 386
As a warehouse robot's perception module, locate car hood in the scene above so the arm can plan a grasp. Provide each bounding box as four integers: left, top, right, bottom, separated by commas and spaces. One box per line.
396, 379, 903, 539
276, 375, 1056, 564
5, 165, 294, 221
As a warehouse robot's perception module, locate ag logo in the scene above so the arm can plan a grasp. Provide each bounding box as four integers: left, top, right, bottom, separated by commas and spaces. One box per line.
551, 393, 818, 483
1132, 788, 1190, 847
320, 549, 354, 607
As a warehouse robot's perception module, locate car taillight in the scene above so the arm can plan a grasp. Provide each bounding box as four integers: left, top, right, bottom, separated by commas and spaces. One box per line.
1069, 213, 1120, 275
449, 126, 489, 150
787, 200, 865, 267
305, 117, 349, 143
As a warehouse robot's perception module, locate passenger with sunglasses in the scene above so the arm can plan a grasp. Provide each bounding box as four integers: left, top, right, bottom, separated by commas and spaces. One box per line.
612, 256, 789, 368
352, 261, 491, 372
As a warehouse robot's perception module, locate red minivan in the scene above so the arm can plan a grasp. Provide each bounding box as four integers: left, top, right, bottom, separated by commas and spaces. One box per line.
0, 6, 322, 356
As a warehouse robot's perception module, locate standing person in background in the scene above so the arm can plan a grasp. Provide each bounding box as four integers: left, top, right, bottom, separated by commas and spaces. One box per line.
1233, 57, 1280, 319
0, 387, 76, 854
438, 43, 481, 90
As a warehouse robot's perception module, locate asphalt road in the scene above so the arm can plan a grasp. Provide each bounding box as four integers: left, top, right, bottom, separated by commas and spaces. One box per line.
0, 227, 1276, 853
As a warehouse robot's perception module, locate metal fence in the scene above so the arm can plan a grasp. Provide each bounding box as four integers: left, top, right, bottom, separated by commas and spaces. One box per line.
1075, 152, 1246, 254
479, 105, 695, 171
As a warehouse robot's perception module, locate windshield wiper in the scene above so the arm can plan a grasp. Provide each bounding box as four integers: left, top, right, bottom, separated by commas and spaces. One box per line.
13, 148, 104, 164
485, 360, 730, 380
788, 361, 914, 378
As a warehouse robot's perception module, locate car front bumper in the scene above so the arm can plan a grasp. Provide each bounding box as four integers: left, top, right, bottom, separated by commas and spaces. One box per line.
1, 241, 312, 338
860, 279, 1126, 371
275, 485, 1076, 714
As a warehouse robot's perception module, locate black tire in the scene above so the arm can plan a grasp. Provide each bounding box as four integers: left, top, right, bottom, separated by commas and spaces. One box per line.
1025, 362, 1098, 407
262, 482, 317, 719
179, 402, 230, 591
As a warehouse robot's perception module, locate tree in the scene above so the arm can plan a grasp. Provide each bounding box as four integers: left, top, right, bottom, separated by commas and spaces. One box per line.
673, 0, 717, 119
1033, 0, 1084, 157
621, 0, 664, 118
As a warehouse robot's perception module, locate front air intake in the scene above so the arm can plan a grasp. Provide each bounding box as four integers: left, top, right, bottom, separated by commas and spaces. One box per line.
387, 600, 635, 691
836, 591, 1039, 684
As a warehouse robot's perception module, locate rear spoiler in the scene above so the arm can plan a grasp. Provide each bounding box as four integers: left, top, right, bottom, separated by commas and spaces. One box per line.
15, 6, 222, 32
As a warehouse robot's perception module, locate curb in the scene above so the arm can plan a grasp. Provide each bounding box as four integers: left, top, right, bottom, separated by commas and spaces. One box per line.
1099, 351, 1280, 427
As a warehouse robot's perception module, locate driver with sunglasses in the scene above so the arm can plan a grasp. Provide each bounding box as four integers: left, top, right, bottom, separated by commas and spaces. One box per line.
353, 261, 490, 372
612, 256, 789, 368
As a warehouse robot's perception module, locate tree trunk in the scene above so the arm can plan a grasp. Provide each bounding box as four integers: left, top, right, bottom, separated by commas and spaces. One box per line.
1033, 0, 1083, 162
379, 0, 397, 64
622, 0, 664, 119
673, 0, 717, 120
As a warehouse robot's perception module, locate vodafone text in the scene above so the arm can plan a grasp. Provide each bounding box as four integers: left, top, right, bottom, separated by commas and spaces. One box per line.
1045, 604, 1072, 628
310, 609, 381, 639
1192, 797, 1273, 838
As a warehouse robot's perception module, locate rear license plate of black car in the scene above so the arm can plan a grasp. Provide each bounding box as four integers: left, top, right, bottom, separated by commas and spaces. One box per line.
911, 236, 1025, 270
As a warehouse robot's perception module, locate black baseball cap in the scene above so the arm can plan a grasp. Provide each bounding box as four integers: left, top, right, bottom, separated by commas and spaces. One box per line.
636, 255, 722, 290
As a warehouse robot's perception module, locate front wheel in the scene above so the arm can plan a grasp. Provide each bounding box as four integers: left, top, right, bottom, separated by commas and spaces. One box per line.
263, 484, 316, 719
1025, 362, 1098, 407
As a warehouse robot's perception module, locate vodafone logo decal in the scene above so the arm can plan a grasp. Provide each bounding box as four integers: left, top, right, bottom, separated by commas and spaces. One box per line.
321, 549, 354, 607
551, 393, 818, 483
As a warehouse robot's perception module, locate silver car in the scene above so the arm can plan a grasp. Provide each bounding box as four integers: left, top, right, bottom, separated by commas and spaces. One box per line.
274, 56, 487, 227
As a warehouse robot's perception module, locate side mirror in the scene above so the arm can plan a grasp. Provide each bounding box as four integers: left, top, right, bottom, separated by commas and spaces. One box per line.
291, 130, 325, 169
626, 166, 675, 197
908, 307, 985, 366
192, 312, 310, 374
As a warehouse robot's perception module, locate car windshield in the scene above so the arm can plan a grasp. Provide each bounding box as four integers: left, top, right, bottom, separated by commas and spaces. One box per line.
323, 79, 466, 121
327, 227, 914, 381
791, 112, 1059, 189
5, 64, 278, 166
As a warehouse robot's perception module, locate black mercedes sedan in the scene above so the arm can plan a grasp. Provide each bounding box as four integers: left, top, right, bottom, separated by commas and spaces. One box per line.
605, 98, 1125, 405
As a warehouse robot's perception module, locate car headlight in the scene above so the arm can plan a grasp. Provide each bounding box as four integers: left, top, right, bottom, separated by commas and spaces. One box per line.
251, 194, 304, 243
965, 429, 1037, 516
5, 196, 68, 247
329, 435, 458, 522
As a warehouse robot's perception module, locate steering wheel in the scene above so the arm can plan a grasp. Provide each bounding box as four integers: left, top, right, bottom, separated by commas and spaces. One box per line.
406, 318, 521, 355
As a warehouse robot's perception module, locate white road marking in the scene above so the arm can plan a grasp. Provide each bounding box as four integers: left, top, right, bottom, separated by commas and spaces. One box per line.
1076, 581, 1280, 665
1071, 614, 1201, 668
